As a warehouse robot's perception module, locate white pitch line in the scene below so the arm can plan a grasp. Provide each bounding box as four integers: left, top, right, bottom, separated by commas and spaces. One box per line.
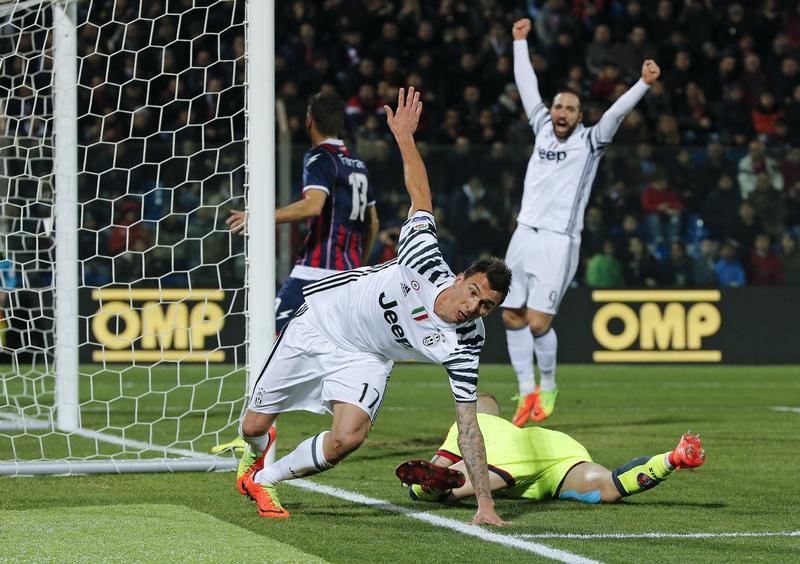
770, 406, 800, 413
289, 479, 600, 564
518, 531, 800, 540
0, 411, 198, 458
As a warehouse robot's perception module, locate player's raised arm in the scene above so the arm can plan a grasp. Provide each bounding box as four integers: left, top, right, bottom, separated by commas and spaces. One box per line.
384, 87, 433, 216
593, 59, 660, 146
455, 401, 510, 526
512, 19, 545, 129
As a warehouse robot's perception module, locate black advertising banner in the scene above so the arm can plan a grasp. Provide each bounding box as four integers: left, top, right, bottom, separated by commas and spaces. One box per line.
79, 287, 246, 364
481, 288, 800, 365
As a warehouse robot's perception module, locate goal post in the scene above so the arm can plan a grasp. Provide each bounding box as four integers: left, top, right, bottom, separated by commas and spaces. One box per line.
53, 0, 79, 433
0, 0, 275, 476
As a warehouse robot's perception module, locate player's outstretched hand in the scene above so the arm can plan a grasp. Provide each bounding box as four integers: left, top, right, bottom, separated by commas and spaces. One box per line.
226, 209, 248, 236
384, 87, 422, 140
512, 18, 531, 40
471, 506, 511, 526
642, 59, 660, 85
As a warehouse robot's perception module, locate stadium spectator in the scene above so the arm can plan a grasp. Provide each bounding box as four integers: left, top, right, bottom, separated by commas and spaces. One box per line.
785, 183, 800, 231
641, 172, 684, 244
691, 238, 719, 288
618, 26, 658, 82
751, 92, 784, 137
648, 0, 676, 51
715, 240, 746, 287
779, 148, 800, 192
623, 236, 662, 288
585, 24, 616, 77
500, 18, 660, 428
697, 141, 737, 194
612, 213, 646, 256
737, 140, 783, 200
748, 173, 787, 239
227, 92, 379, 332
398, 393, 704, 506
676, 82, 713, 145
676, 0, 716, 48
671, 149, 705, 213
780, 232, 800, 287
716, 3, 750, 51
718, 85, 754, 147
236, 87, 511, 526
585, 240, 624, 288
582, 206, 606, 258
731, 201, 764, 257
702, 174, 742, 241
748, 233, 784, 286
665, 241, 693, 288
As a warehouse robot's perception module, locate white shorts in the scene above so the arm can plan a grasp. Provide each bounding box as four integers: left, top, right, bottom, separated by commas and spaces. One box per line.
248, 306, 394, 423
501, 225, 579, 314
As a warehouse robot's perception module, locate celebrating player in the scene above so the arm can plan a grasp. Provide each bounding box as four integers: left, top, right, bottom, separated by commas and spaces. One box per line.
236, 87, 512, 525
503, 19, 661, 425
396, 393, 705, 505
226, 91, 380, 333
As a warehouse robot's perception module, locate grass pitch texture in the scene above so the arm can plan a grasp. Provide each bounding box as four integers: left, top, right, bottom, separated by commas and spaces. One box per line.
1, 364, 798, 562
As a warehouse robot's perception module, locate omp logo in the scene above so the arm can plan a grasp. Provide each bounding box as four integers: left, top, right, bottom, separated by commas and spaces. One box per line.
591, 290, 721, 363
538, 148, 567, 162
90, 288, 226, 362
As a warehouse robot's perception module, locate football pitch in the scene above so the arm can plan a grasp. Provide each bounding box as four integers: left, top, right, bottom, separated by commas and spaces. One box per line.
1, 364, 798, 562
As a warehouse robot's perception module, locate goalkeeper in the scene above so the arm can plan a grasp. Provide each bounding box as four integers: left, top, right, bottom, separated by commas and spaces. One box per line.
396, 393, 704, 505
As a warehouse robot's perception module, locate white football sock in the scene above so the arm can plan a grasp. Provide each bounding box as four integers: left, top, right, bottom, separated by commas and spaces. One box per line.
238, 421, 270, 453
534, 328, 558, 391
255, 431, 334, 485
506, 327, 536, 396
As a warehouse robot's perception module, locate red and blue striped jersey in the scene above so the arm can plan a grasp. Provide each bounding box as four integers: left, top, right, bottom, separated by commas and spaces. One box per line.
296, 139, 375, 270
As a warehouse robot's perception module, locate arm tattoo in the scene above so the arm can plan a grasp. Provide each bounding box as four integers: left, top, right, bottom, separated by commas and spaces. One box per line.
455, 402, 492, 504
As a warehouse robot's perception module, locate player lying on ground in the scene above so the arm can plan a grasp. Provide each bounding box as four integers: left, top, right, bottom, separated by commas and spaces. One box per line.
235, 87, 512, 525
396, 393, 704, 504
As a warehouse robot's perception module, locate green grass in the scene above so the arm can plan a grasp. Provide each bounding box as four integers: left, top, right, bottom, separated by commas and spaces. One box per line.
1, 364, 799, 562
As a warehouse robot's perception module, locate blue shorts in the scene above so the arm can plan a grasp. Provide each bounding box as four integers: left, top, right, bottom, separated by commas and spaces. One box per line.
275, 276, 312, 332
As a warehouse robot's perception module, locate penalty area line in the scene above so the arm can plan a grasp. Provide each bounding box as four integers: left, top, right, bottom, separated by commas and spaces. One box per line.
517, 531, 800, 540
288, 479, 600, 564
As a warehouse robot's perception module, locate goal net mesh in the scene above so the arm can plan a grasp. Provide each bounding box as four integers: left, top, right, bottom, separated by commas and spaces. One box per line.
0, 0, 250, 474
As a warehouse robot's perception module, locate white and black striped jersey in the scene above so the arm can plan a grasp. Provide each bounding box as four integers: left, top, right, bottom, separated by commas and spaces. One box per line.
513, 39, 650, 237
302, 210, 484, 403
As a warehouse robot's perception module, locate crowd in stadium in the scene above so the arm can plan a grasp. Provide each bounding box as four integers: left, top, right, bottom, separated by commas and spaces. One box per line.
273, 0, 800, 288
4, 0, 800, 291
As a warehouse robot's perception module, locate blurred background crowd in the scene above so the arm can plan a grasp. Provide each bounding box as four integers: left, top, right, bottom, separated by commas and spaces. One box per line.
274, 0, 800, 288
1, 0, 799, 297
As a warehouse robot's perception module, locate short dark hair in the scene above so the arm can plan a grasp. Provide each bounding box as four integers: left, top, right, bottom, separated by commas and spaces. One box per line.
463, 256, 512, 298
307, 92, 345, 137
554, 86, 583, 112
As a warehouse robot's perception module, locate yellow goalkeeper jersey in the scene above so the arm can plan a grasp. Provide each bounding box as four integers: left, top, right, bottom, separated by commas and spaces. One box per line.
436, 413, 592, 500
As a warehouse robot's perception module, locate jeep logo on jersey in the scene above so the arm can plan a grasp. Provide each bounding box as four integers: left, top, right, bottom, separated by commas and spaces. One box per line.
378, 292, 412, 349
538, 148, 567, 162
422, 333, 441, 347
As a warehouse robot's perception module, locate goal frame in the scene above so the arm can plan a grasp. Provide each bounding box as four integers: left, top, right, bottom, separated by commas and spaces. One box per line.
0, 0, 276, 476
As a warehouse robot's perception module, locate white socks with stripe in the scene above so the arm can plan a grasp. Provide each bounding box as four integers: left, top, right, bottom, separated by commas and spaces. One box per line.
534, 328, 558, 391
255, 431, 334, 485
506, 327, 536, 396
238, 421, 270, 454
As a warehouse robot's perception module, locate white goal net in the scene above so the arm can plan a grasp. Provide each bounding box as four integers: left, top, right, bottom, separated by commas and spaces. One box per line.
0, 0, 264, 475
